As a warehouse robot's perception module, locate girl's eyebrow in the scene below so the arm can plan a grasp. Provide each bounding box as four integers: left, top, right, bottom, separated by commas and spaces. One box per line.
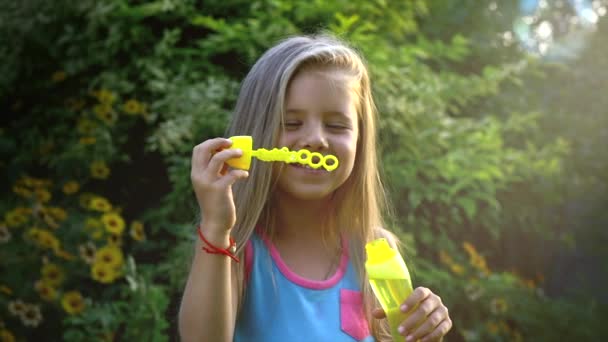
286, 109, 350, 119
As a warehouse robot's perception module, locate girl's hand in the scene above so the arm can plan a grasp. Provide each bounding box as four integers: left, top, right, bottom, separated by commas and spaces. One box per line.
191, 138, 249, 241
372, 287, 452, 342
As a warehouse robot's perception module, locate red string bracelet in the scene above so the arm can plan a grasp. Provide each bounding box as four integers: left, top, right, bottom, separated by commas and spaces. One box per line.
197, 226, 240, 263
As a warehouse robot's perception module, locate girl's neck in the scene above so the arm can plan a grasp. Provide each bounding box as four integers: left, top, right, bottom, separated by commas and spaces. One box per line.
272, 192, 333, 243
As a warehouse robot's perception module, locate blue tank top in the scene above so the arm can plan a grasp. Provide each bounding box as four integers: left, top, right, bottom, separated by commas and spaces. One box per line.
234, 234, 375, 342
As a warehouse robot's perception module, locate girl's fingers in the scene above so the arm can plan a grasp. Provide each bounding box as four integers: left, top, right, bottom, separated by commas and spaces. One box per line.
216, 169, 249, 188
206, 148, 243, 176
399, 291, 442, 336
401, 287, 432, 313
193, 138, 232, 170
420, 319, 452, 342
371, 307, 386, 319
405, 306, 449, 341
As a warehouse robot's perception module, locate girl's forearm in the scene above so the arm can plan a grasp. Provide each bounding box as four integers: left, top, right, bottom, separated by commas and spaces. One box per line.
179, 237, 237, 342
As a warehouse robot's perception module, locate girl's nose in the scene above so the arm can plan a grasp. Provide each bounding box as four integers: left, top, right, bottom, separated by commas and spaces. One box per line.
300, 125, 329, 151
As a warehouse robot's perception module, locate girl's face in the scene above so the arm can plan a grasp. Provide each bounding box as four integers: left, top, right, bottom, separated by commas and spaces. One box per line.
275, 69, 359, 202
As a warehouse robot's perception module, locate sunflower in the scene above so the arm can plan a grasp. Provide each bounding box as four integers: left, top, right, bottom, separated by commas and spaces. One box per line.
91, 263, 118, 284
129, 221, 146, 241
0, 284, 13, 295
34, 280, 57, 301
94, 245, 124, 268
65, 98, 86, 111
94, 104, 116, 126
0, 329, 16, 342
4, 208, 30, 227
51, 71, 66, 82
76, 118, 96, 135
79, 136, 97, 145
107, 233, 122, 246
101, 212, 125, 235
89, 196, 112, 212
84, 218, 105, 239
93, 89, 116, 105
62, 181, 80, 195
12, 185, 32, 198
31, 229, 61, 251
122, 99, 144, 115
41, 263, 65, 287
90, 161, 110, 179
61, 291, 85, 315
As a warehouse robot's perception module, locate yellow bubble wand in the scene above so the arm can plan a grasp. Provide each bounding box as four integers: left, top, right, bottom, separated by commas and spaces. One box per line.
225, 136, 339, 171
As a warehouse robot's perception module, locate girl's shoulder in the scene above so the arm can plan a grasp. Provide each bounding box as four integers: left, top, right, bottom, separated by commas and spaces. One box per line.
371, 226, 399, 249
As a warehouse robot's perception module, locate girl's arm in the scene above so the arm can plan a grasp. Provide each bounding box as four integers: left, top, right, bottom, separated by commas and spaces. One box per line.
178, 138, 249, 342
178, 231, 239, 342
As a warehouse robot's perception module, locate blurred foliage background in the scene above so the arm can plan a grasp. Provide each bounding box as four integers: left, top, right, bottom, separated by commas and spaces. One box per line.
1, 0, 607, 341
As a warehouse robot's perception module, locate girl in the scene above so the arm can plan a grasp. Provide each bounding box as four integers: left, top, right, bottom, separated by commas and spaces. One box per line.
180, 34, 452, 341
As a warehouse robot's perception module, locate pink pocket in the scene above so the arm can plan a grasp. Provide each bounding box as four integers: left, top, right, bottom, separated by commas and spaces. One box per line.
340, 289, 370, 341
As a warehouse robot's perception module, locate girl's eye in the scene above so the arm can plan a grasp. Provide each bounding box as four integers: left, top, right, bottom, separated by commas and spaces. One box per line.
284, 121, 301, 129
327, 123, 347, 130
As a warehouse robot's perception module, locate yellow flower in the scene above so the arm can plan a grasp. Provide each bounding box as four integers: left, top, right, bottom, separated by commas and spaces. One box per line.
62, 181, 80, 195
0, 284, 13, 295
91, 262, 118, 284
65, 98, 86, 111
51, 71, 67, 82
462, 241, 490, 275
79, 136, 97, 145
41, 263, 65, 287
34, 280, 57, 301
34, 188, 52, 203
0, 329, 16, 342
27, 228, 61, 251
61, 291, 85, 315
129, 221, 146, 241
107, 233, 122, 246
438, 250, 454, 265
101, 212, 125, 235
79, 242, 97, 264
450, 263, 465, 275
122, 99, 145, 115
84, 218, 105, 239
77, 118, 96, 135
79, 192, 95, 209
94, 104, 116, 125
48, 207, 68, 221
19, 304, 43, 327
486, 321, 499, 335
90, 161, 110, 179
12, 185, 32, 198
89, 196, 112, 212
55, 248, 75, 260
93, 89, 116, 105
94, 245, 124, 268
4, 208, 31, 227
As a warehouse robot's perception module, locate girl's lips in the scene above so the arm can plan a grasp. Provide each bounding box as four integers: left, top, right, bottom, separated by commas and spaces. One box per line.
290, 163, 328, 174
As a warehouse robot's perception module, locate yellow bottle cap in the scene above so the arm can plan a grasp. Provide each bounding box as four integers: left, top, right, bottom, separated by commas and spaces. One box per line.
226, 136, 253, 170
365, 238, 397, 265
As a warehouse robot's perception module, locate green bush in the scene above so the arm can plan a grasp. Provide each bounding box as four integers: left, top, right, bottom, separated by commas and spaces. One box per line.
1, 0, 606, 340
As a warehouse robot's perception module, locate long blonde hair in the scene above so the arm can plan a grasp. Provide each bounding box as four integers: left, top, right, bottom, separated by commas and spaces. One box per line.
225, 34, 396, 341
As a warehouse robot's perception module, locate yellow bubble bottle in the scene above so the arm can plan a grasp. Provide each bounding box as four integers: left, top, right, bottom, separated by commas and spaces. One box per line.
226, 135, 339, 171
365, 238, 414, 341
